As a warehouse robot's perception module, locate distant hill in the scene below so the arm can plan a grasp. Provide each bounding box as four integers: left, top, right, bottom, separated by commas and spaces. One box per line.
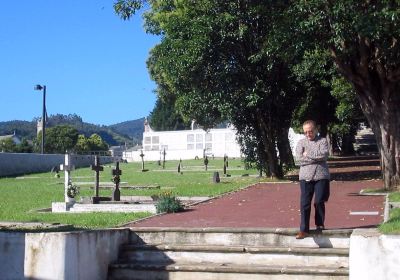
108, 118, 145, 142
0, 120, 37, 139
0, 114, 145, 147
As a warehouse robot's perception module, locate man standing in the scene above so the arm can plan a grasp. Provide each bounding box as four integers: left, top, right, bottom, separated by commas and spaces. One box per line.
295, 120, 330, 239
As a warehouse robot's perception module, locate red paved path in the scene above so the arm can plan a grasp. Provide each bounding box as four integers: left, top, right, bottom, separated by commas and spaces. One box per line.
130, 157, 385, 230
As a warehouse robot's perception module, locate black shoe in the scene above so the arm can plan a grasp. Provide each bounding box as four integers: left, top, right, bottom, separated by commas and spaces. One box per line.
316, 225, 325, 231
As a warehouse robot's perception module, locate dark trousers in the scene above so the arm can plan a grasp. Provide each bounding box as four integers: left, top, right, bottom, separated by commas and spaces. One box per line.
300, 179, 330, 232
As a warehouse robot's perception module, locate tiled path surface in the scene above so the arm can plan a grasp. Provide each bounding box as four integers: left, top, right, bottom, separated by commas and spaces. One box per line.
129, 157, 385, 230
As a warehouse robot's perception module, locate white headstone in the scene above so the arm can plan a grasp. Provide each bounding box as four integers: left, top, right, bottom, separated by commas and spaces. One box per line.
60, 153, 75, 202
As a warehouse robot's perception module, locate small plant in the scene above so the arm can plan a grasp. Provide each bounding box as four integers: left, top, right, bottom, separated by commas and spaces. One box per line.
66, 181, 79, 198
156, 191, 184, 214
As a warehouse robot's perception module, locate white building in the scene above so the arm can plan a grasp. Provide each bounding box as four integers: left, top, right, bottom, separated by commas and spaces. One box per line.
123, 119, 304, 162
123, 120, 242, 162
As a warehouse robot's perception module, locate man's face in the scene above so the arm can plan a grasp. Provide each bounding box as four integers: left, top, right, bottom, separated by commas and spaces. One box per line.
303, 123, 316, 141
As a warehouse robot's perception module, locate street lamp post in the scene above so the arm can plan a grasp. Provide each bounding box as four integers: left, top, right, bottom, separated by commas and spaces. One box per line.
34, 84, 46, 154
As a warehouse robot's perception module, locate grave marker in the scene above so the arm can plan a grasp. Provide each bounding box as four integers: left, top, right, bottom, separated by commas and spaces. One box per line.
177, 158, 182, 174
204, 156, 209, 171
140, 150, 145, 171
60, 153, 75, 202
112, 162, 122, 201
91, 155, 104, 203
162, 148, 166, 169
213, 171, 220, 183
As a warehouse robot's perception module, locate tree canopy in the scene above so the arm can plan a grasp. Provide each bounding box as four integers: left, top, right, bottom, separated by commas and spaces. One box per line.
115, 0, 400, 188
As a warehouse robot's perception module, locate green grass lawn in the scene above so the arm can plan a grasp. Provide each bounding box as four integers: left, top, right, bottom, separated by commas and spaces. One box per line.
0, 158, 263, 230
379, 192, 400, 234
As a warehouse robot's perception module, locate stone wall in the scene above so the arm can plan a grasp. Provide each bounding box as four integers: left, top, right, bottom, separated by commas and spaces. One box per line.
350, 228, 400, 280
0, 229, 129, 280
0, 153, 114, 177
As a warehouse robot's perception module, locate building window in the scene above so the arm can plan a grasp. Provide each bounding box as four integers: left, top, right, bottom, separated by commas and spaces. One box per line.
196, 143, 203, 150
187, 134, 194, 142
187, 144, 194, 150
152, 136, 159, 144
205, 143, 212, 150
205, 133, 212, 142
144, 137, 151, 144
196, 134, 203, 142
144, 145, 151, 151
152, 145, 159, 151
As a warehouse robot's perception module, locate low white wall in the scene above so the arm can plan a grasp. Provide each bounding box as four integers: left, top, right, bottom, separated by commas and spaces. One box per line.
0, 153, 114, 177
350, 228, 400, 280
0, 229, 129, 280
124, 149, 242, 162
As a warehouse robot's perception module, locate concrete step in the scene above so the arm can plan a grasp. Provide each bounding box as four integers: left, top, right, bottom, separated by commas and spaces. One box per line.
108, 261, 349, 280
129, 227, 352, 249
68, 203, 156, 213
119, 243, 349, 268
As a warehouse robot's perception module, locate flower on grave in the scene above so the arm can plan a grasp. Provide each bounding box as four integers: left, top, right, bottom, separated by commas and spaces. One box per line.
67, 181, 80, 198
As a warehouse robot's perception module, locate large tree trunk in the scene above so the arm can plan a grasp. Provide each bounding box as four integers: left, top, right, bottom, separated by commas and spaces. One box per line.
256, 111, 282, 178
276, 126, 295, 168
364, 100, 400, 190
332, 36, 400, 190
346, 72, 400, 189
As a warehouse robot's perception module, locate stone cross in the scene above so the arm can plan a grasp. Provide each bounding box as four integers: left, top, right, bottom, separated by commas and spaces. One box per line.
213, 171, 220, 183
91, 155, 103, 200
162, 148, 166, 169
60, 153, 75, 202
140, 150, 145, 171
204, 156, 209, 171
177, 158, 182, 173
112, 162, 122, 201
223, 155, 228, 175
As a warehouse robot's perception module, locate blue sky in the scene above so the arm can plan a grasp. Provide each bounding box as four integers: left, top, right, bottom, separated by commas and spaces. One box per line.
0, 0, 160, 125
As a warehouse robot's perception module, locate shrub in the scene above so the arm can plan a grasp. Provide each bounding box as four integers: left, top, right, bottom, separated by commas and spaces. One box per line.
156, 191, 184, 213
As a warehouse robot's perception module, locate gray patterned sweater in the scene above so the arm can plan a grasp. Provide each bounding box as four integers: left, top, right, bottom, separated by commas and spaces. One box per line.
295, 136, 330, 181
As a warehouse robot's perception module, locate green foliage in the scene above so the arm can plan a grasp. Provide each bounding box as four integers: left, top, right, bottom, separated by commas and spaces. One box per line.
155, 191, 184, 213
1, 114, 141, 150
149, 96, 190, 131
87, 134, 109, 151
379, 208, 400, 234
0, 120, 36, 139
0, 137, 17, 152
75, 134, 91, 153
0, 138, 34, 153
15, 139, 33, 153
139, 0, 303, 177
114, 0, 143, 20
38, 125, 79, 154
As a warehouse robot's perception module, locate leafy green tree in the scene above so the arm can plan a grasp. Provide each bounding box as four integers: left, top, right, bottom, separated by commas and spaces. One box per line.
37, 125, 79, 154
291, 1, 400, 189
149, 95, 190, 131
116, 0, 302, 177
88, 134, 109, 151
74, 134, 90, 153
16, 139, 33, 153
0, 138, 17, 152
290, 48, 364, 155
